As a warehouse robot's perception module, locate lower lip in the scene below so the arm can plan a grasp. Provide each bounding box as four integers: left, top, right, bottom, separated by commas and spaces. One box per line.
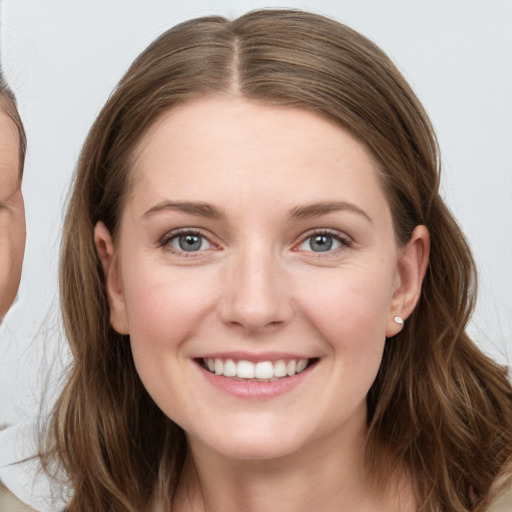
197, 362, 315, 399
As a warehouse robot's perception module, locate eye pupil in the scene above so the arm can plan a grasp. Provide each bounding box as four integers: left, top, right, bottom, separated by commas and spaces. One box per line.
310, 235, 333, 252
179, 234, 202, 251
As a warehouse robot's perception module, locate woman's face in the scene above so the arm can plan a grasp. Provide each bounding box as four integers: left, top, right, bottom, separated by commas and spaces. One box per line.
0, 112, 25, 319
96, 97, 428, 462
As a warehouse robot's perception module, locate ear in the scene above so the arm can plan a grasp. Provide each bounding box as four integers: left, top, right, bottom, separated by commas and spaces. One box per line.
386, 225, 430, 337
94, 221, 130, 335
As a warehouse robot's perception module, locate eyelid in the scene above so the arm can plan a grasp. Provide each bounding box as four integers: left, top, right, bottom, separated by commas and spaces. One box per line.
159, 227, 219, 255
157, 227, 352, 256
293, 228, 353, 253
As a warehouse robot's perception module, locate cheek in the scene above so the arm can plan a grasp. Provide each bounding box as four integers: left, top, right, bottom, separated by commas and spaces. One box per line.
0, 208, 25, 314
123, 263, 220, 351
122, 265, 221, 416
308, 268, 393, 402
295, 263, 395, 351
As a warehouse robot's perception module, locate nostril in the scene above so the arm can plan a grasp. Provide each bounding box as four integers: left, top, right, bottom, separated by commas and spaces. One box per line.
218, 293, 294, 334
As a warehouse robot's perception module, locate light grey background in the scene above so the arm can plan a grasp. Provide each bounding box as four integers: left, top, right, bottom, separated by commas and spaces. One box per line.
1, 0, 511, 427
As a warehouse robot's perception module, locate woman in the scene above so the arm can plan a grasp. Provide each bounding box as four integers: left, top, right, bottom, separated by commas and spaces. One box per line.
41, 9, 512, 512
0, 69, 31, 509
0, 70, 26, 321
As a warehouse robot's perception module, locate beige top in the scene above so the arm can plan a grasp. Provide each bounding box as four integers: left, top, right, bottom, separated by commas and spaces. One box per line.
488, 488, 512, 512
1, 481, 512, 512
0, 482, 37, 512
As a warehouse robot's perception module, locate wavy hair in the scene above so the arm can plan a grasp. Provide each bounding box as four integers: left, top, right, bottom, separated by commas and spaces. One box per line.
42, 10, 512, 511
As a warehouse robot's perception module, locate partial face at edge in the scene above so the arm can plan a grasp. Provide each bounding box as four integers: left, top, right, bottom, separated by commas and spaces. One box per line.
0, 112, 25, 319
95, 97, 429, 461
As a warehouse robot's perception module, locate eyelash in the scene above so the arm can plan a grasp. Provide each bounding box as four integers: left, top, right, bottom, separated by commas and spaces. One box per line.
295, 229, 353, 254
158, 228, 353, 256
159, 228, 215, 256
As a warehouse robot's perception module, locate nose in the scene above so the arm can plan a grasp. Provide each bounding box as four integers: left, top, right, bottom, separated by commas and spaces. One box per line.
218, 245, 294, 334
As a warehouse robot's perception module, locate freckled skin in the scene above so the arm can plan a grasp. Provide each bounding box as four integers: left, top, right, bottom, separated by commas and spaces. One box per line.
96, 97, 428, 511
0, 113, 25, 319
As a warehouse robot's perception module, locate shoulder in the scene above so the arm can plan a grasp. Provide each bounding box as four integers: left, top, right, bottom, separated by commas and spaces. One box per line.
485, 461, 512, 512
0, 481, 37, 512
485, 485, 512, 512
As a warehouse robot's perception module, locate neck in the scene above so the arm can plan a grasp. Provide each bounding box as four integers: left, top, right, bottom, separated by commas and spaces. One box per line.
172, 413, 414, 512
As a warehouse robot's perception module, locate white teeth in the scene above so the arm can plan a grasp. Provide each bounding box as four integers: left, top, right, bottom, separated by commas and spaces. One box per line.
274, 360, 287, 377
237, 360, 255, 379
255, 361, 274, 379
296, 359, 308, 373
223, 359, 237, 377
286, 360, 296, 376
203, 357, 311, 380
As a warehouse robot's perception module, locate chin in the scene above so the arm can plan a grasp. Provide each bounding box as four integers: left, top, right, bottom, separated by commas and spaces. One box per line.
187, 416, 312, 462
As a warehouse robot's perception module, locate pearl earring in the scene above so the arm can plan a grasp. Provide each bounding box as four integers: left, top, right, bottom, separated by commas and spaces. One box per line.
394, 316, 404, 325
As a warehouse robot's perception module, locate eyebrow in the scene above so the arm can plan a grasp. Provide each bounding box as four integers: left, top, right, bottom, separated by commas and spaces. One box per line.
289, 201, 372, 223
142, 199, 372, 223
142, 201, 225, 219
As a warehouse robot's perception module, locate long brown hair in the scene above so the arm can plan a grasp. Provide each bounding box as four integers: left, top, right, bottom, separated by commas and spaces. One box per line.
42, 9, 512, 511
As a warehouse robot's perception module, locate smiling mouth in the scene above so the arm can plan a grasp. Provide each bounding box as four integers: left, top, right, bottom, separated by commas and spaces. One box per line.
199, 357, 318, 382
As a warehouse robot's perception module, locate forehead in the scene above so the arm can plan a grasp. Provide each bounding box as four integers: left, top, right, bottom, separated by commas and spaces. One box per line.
128, 96, 389, 217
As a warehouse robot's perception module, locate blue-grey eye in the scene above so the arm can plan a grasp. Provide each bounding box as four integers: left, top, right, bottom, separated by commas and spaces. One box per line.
299, 233, 342, 252
171, 233, 211, 252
